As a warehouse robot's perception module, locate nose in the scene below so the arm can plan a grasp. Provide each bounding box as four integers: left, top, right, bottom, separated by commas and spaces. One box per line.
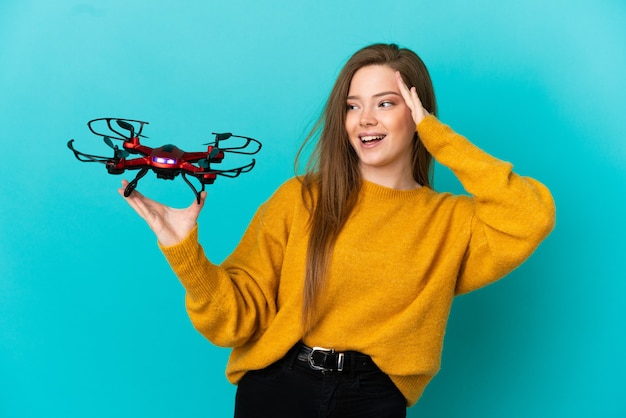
359, 108, 377, 126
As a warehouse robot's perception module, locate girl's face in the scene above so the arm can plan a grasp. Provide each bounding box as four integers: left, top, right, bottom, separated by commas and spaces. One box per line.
345, 65, 418, 189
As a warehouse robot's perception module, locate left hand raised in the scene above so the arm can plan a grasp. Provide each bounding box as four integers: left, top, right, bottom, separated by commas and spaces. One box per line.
395, 71, 428, 126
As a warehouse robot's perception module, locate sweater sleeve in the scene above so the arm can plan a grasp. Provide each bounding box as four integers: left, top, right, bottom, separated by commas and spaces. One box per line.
416, 115, 556, 294
159, 180, 296, 347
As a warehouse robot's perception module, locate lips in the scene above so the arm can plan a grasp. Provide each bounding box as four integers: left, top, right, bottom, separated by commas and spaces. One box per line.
359, 134, 386, 144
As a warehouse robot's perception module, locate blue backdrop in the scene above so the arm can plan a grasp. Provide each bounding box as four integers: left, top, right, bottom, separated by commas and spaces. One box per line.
1, 0, 625, 416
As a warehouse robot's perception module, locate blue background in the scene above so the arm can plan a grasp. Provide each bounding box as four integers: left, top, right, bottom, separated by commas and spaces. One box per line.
1, 0, 625, 416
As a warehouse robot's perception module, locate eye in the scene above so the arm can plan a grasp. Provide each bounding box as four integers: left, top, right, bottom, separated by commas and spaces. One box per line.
346, 103, 359, 110
379, 101, 394, 108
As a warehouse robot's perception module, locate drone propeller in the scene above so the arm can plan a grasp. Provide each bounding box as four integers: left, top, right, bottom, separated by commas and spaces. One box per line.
103, 136, 130, 159
214, 132, 233, 142
197, 148, 222, 169
103, 136, 115, 149
116, 119, 136, 138
203, 132, 231, 148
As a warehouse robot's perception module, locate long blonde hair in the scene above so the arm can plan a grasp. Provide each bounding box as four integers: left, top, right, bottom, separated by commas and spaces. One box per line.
295, 43, 438, 330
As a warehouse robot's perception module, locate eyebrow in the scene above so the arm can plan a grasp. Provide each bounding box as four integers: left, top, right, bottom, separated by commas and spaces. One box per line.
346, 91, 401, 100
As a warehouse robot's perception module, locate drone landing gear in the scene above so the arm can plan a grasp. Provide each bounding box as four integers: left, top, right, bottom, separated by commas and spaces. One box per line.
182, 173, 205, 204
124, 168, 149, 197
123, 168, 205, 205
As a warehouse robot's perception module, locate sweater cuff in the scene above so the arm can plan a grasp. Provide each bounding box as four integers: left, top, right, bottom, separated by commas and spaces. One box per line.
416, 114, 505, 169
158, 224, 224, 302
159, 224, 200, 265
416, 114, 460, 154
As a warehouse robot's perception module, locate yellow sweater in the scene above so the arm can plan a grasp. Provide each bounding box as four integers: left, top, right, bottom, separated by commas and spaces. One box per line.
160, 115, 556, 406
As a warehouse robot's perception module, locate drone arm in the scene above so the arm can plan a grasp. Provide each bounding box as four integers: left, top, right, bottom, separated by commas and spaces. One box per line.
122, 139, 150, 155
179, 160, 204, 173
182, 149, 224, 164
117, 156, 152, 169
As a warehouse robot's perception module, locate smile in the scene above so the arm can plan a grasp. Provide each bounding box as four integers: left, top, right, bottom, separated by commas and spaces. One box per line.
360, 134, 386, 143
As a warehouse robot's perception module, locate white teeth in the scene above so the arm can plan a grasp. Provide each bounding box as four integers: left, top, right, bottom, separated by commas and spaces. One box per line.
361, 135, 385, 143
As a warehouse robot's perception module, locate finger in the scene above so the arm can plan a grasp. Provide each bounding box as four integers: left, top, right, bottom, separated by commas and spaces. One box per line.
118, 179, 138, 200
186, 191, 207, 218
395, 71, 412, 102
118, 179, 129, 198
119, 180, 153, 221
410, 86, 424, 110
395, 72, 421, 112
395, 71, 426, 124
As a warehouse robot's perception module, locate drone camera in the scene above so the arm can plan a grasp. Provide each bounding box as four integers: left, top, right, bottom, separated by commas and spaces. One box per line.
154, 168, 179, 180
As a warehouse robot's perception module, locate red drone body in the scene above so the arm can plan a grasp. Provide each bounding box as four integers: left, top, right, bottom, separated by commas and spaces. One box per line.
68, 118, 261, 203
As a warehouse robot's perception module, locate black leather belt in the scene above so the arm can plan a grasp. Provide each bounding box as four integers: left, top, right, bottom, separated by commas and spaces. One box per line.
295, 343, 378, 373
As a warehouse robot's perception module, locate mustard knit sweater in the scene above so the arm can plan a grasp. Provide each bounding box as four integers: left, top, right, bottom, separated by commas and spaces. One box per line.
160, 115, 556, 406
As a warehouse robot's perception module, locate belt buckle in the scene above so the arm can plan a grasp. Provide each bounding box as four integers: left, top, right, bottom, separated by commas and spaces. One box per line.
308, 346, 344, 372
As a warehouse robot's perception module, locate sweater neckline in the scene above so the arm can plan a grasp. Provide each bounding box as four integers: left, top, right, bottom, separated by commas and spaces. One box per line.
361, 179, 431, 202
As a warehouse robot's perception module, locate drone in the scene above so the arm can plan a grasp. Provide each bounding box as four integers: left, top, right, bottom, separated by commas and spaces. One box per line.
68, 118, 262, 203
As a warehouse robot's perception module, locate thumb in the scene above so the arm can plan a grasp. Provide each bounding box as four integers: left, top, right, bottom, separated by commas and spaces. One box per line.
188, 191, 207, 215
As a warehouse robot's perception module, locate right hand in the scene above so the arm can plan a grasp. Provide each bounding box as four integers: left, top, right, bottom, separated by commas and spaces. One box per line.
118, 180, 206, 247
395, 71, 428, 126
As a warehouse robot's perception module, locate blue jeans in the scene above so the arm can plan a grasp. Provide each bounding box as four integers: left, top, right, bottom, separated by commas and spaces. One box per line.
234, 345, 406, 418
